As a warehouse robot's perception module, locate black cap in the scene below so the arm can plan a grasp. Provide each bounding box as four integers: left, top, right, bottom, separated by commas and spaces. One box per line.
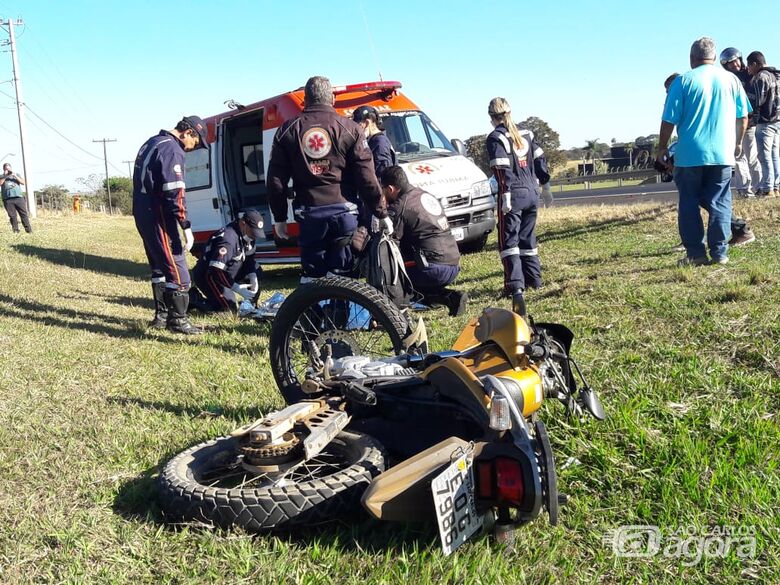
352, 106, 378, 123
182, 115, 209, 149
239, 209, 264, 240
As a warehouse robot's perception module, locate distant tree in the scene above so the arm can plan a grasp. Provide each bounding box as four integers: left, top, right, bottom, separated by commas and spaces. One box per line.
517, 116, 566, 172
582, 138, 600, 173
624, 142, 636, 169
36, 184, 69, 210
76, 173, 132, 214
465, 134, 489, 177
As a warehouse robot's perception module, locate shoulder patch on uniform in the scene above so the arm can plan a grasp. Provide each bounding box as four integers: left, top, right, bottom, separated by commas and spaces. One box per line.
173, 164, 182, 174
302, 127, 332, 158
420, 192, 443, 215
218, 246, 228, 256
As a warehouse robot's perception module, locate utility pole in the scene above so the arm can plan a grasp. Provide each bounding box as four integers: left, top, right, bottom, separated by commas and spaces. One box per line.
93, 138, 116, 214
0, 18, 34, 218
122, 159, 134, 178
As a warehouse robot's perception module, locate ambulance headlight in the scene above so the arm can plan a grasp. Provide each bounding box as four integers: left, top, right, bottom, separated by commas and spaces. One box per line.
471, 180, 492, 199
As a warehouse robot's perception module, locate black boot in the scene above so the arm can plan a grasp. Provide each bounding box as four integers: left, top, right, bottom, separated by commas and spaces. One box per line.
444, 289, 468, 317
149, 281, 167, 328
164, 289, 203, 335
511, 290, 527, 317
187, 288, 211, 313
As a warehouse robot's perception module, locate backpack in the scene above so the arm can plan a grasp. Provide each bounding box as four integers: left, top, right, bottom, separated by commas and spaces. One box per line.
362, 232, 417, 308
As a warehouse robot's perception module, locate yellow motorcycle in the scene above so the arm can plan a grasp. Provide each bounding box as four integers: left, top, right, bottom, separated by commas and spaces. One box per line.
158, 277, 603, 552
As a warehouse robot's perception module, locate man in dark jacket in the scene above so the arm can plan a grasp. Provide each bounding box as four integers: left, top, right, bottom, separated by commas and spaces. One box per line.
267, 76, 390, 281
379, 165, 467, 317
189, 210, 264, 313
132, 115, 209, 334
746, 51, 780, 196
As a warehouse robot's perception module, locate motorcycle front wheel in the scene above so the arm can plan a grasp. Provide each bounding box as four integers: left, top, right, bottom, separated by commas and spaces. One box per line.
158, 430, 385, 531
270, 276, 414, 403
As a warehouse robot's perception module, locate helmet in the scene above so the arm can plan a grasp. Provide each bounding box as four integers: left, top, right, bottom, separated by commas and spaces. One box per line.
352, 106, 378, 123
719, 47, 742, 66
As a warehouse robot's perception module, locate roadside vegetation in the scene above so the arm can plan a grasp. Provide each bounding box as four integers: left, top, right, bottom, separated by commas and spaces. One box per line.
1, 200, 778, 584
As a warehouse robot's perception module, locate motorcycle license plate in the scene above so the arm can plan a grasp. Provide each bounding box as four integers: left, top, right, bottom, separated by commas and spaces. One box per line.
431, 451, 485, 555
450, 227, 465, 242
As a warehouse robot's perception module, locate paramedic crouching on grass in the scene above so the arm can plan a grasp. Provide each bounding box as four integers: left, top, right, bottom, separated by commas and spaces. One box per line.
266, 75, 390, 282
379, 166, 467, 317
189, 210, 264, 314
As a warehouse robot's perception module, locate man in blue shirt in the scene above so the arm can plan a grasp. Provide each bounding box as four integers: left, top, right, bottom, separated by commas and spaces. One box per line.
657, 37, 750, 266
1, 163, 31, 234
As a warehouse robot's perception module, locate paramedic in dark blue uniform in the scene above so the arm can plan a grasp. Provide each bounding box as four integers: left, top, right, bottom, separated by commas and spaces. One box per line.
189, 210, 264, 313
352, 106, 397, 177
485, 97, 550, 314
380, 165, 467, 316
133, 115, 208, 334
267, 76, 390, 281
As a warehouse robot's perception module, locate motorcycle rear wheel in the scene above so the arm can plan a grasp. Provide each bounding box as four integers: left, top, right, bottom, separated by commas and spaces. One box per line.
158, 430, 385, 531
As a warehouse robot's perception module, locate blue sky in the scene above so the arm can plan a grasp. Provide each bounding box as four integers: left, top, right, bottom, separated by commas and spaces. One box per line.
0, 0, 777, 192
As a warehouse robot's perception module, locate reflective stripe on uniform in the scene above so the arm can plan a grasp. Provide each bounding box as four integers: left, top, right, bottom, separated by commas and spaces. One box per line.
518, 247, 538, 256
533, 147, 544, 158
139, 137, 172, 195
162, 180, 186, 191
151, 276, 166, 284
209, 261, 227, 270
490, 157, 511, 167
497, 133, 512, 154
500, 246, 520, 258
300, 276, 315, 284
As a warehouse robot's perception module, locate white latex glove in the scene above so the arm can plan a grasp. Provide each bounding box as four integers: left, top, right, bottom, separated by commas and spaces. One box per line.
379, 216, 394, 235
246, 272, 259, 295
274, 222, 288, 240
231, 282, 254, 301
183, 227, 195, 252
501, 192, 512, 214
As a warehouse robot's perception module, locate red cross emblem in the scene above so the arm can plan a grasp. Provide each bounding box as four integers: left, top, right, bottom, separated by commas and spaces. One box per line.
415, 165, 434, 174
302, 127, 332, 158
308, 134, 325, 152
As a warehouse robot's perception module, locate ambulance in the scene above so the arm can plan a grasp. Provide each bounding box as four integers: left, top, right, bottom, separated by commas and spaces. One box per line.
184, 81, 495, 263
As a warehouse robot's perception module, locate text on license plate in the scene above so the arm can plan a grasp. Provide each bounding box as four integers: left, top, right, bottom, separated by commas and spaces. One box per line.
431, 451, 485, 555
451, 227, 465, 241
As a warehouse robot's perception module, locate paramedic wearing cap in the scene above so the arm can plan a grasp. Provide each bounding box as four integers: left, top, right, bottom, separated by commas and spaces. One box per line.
189, 210, 264, 313
267, 76, 390, 280
133, 115, 209, 334
485, 97, 550, 312
352, 106, 397, 178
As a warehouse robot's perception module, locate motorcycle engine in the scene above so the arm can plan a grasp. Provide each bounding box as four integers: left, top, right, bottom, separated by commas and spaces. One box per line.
330, 355, 408, 379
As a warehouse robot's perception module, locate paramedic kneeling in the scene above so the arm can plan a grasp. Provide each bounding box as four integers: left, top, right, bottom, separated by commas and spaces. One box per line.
380, 166, 467, 317
189, 210, 264, 313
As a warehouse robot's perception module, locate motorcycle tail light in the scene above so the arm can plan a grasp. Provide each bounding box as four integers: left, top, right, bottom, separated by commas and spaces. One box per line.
475, 457, 525, 506
489, 395, 511, 431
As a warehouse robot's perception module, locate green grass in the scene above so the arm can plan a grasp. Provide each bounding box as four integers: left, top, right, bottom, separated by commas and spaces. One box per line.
556, 179, 645, 192
1, 202, 779, 584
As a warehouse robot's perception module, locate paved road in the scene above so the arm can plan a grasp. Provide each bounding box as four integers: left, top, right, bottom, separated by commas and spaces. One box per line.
551, 182, 678, 206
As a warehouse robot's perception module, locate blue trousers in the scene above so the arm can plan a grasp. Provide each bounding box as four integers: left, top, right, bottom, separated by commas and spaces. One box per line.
497, 196, 541, 294
407, 263, 459, 293
134, 207, 190, 290
674, 165, 732, 261
297, 202, 358, 278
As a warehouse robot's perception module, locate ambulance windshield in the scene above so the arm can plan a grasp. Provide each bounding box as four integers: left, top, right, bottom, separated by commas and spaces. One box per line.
380, 111, 457, 161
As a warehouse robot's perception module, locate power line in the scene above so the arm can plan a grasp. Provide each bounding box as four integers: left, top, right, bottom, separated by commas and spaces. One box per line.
24, 103, 102, 160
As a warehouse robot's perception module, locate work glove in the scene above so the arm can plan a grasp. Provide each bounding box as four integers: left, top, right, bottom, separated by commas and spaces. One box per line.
231, 282, 254, 301
274, 222, 288, 240
183, 228, 195, 252
501, 192, 512, 214
246, 272, 259, 295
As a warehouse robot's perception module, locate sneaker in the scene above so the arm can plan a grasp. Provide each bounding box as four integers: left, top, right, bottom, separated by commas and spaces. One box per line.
673, 242, 686, 252
729, 230, 756, 247
755, 190, 771, 198
710, 257, 729, 265
736, 189, 750, 199
677, 256, 709, 267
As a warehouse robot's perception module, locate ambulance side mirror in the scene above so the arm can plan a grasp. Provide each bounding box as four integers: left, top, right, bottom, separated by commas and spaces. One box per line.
451, 138, 466, 156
